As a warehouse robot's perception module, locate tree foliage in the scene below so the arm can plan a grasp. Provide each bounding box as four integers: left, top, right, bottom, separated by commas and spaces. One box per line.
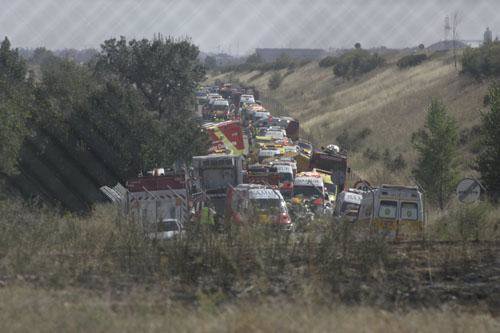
332, 49, 384, 79
96, 36, 205, 120
0, 37, 33, 175
397, 54, 428, 69
268, 72, 283, 90
461, 41, 500, 79
477, 84, 500, 199
412, 99, 460, 209
1, 35, 208, 209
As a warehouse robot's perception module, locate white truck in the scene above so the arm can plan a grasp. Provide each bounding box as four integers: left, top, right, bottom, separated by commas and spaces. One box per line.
125, 169, 191, 234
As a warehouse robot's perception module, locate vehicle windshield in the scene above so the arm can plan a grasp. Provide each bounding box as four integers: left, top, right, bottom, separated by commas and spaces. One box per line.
297, 142, 312, 151
249, 198, 284, 213
202, 169, 235, 189
279, 172, 293, 182
341, 202, 359, 214
325, 183, 337, 194
212, 105, 228, 111
158, 221, 179, 232
293, 185, 323, 197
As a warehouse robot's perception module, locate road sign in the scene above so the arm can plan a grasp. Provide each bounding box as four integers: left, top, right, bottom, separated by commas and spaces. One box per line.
456, 178, 481, 203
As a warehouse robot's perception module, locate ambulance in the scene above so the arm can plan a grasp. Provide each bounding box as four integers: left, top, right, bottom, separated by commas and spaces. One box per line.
357, 185, 425, 240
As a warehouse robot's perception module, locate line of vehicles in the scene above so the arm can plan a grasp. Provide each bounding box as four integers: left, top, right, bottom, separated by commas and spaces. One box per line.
102, 82, 425, 241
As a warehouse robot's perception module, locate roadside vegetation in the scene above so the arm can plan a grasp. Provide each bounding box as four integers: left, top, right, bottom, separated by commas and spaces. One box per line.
0, 199, 499, 331
397, 53, 428, 69
317, 43, 384, 79
461, 40, 500, 78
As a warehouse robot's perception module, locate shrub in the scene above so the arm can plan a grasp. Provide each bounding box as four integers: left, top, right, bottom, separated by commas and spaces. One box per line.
319, 56, 337, 68
461, 41, 500, 78
397, 53, 428, 69
268, 72, 283, 90
364, 148, 380, 161
336, 128, 372, 151
332, 49, 384, 79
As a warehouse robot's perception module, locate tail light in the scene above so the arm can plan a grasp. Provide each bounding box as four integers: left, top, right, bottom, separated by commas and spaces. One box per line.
313, 198, 324, 206
279, 212, 291, 224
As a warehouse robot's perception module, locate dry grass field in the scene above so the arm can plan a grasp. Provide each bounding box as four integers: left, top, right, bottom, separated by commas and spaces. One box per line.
0, 201, 499, 331
1, 286, 499, 332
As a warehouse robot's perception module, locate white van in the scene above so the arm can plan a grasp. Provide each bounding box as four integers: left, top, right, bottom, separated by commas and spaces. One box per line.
357, 185, 424, 240
334, 189, 364, 221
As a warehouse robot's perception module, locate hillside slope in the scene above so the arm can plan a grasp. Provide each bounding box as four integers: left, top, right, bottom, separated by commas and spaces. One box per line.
209, 53, 491, 183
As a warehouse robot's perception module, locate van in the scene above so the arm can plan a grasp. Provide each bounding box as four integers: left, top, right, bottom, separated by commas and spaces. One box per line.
357, 185, 424, 240
334, 189, 364, 221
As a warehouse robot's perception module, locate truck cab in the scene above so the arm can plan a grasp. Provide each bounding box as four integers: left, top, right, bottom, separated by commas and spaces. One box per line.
291, 172, 328, 210
226, 184, 292, 230
192, 155, 244, 217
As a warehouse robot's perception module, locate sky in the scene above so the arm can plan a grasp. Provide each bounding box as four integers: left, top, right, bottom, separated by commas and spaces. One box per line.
1, 0, 500, 54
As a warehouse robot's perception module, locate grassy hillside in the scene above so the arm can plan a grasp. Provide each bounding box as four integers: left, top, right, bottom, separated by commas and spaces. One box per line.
208, 52, 491, 183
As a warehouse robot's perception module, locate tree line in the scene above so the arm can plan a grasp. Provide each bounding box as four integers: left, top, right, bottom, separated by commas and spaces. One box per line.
0, 36, 208, 209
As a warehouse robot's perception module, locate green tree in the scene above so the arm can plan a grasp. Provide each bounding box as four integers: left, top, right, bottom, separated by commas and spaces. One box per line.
204, 55, 217, 70
96, 36, 205, 120
0, 37, 33, 175
268, 72, 283, 90
477, 84, 500, 200
412, 99, 460, 209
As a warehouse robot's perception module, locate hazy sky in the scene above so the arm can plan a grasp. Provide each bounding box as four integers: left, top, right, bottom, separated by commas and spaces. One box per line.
2, 0, 499, 53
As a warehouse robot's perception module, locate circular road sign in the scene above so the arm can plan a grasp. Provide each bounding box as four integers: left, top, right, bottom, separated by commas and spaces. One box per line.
456, 178, 481, 204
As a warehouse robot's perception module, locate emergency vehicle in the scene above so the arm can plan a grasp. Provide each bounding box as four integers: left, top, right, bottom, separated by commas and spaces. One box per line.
357, 185, 425, 240
291, 172, 328, 210
309, 145, 349, 191
225, 184, 293, 230
203, 120, 249, 156
334, 189, 364, 221
192, 155, 244, 217
126, 168, 190, 232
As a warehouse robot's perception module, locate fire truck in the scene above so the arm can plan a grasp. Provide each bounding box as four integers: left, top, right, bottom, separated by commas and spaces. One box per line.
203, 120, 249, 156
125, 168, 192, 233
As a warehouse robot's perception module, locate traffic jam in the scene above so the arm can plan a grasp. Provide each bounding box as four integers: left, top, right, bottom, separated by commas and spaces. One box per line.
109, 82, 425, 240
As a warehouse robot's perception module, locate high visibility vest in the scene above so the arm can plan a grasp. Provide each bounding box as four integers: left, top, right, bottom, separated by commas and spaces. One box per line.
200, 207, 214, 225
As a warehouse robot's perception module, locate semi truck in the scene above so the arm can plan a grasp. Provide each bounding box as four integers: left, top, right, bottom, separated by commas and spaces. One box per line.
191, 155, 244, 217
309, 145, 349, 191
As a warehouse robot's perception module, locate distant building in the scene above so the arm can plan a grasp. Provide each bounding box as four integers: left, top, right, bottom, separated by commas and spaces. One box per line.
484, 27, 493, 45
255, 48, 326, 63
427, 40, 468, 52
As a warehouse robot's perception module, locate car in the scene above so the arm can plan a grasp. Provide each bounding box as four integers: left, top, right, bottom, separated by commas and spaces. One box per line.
148, 218, 184, 240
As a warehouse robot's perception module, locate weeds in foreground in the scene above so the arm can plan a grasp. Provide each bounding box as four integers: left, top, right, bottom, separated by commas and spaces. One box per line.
0, 200, 499, 311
